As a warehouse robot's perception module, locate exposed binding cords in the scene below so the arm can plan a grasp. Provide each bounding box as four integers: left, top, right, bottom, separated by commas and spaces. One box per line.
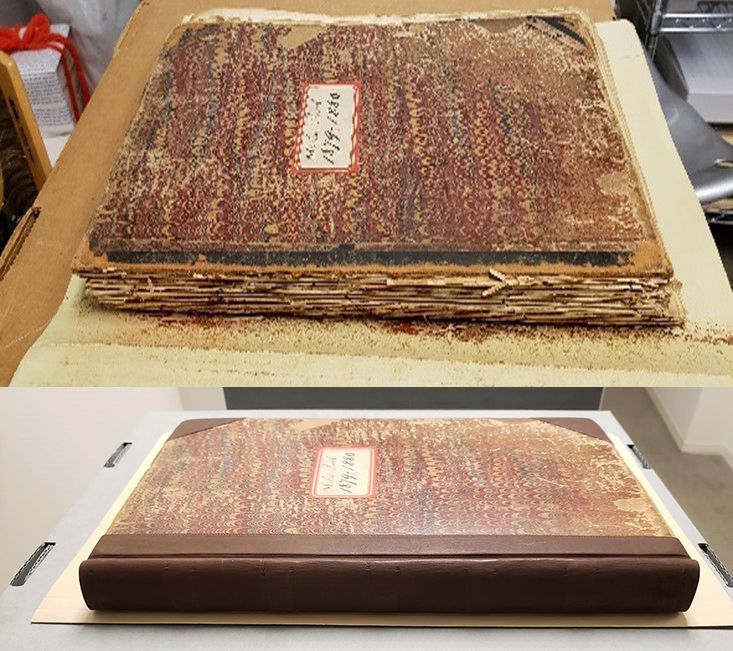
104, 441, 132, 468
627, 444, 651, 469
699, 543, 733, 587
10, 542, 54, 586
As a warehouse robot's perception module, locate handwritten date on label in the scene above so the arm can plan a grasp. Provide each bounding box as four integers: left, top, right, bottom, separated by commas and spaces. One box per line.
296, 83, 359, 171
310, 446, 375, 497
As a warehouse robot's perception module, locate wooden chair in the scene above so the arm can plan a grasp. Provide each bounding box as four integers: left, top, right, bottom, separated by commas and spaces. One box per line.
0, 50, 51, 277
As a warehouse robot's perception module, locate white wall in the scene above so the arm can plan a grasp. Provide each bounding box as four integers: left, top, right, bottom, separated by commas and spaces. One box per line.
0, 0, 40, 26
179, 387, 227, 411
648, 388, 733, 469
0, 388, 223, 586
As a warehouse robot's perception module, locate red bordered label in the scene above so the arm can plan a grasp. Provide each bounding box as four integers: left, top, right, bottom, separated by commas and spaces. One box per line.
292, 82, 360, 173
310, 446, 376, 498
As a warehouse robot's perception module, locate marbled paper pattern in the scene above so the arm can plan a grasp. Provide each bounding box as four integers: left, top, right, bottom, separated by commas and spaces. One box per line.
109, 418, 671, 537
87, 13, 654, 262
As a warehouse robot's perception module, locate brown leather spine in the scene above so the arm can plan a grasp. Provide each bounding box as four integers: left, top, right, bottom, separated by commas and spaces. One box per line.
168, 418, 241, 440
89, 533, 689, 559
168, 417, 611, 443
79, 554, 699, 613
537, 418, 611, 441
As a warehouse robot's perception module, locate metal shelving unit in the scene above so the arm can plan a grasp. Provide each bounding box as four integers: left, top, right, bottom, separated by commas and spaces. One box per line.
630, 0, 733, 55
619, 0, 733, 222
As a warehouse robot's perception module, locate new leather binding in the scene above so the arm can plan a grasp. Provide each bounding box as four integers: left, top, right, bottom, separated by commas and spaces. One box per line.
79, 418, 699, 613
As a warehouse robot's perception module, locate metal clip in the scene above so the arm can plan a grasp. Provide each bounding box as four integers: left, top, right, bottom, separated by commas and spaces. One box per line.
699, 543, 733, 587
104, 442, 132, 467
10, 542, 55, 587
627, 444, 651, 469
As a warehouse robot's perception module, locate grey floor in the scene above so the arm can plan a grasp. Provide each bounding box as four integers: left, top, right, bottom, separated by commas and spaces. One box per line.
603, 388, 733, 570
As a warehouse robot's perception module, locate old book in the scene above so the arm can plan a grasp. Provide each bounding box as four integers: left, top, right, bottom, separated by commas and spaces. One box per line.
79, 417, 699, 613
73, 10, 679, 325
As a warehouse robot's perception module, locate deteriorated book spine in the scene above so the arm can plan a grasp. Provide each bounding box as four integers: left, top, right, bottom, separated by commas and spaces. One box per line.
79, 418, 700, 613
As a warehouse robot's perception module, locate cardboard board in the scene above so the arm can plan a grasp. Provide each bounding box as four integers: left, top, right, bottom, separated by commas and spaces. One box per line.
3, 3, 733, 386
31, 418, 733, 627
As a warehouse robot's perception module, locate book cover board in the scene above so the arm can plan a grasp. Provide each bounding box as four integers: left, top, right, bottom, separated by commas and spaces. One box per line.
78, 417, 699, 614
74, 10, 679, 325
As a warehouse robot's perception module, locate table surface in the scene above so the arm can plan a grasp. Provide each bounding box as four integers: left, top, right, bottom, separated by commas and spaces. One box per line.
1, 409, 732, 650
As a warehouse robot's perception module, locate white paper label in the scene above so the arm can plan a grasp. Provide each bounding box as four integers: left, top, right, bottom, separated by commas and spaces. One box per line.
310, 446, 375, 497
295, 83, 359, 171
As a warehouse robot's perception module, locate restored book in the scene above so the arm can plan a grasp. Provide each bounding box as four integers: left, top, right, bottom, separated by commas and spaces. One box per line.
79, 417, 699, 613
73, 10, 680, 326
